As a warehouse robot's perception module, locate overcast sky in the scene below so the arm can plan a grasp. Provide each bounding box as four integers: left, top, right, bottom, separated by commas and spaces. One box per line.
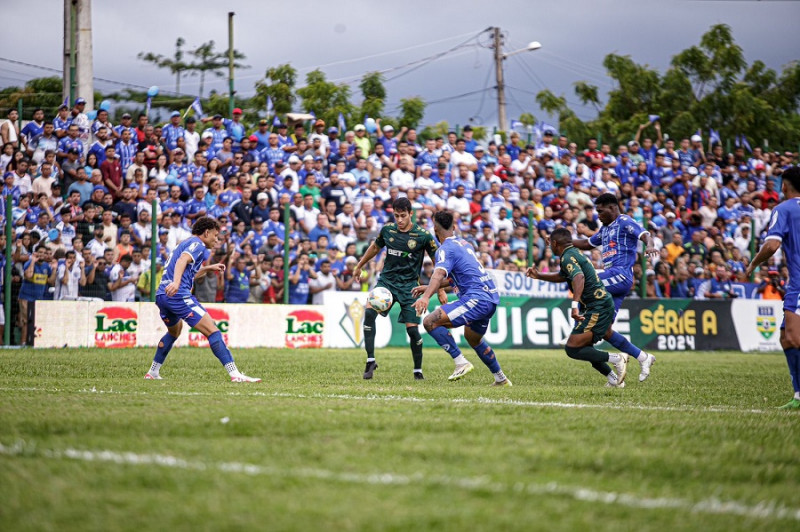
2, 0, 799, 130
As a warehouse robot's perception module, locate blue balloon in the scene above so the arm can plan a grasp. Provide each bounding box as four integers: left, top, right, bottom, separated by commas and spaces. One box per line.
99, 100, 111, 111
147, 85, 159, 97
86, 110, 97, 120
365, 117, 377, 133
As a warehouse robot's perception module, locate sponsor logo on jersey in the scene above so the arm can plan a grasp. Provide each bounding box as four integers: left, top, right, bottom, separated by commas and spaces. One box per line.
94, 306, 137, 348
285, 309, 324, 348
189, 308, 229, 347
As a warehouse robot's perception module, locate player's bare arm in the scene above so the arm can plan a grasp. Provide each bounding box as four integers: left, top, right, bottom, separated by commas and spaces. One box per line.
353, 242, 381, 280
745, 239, 781, 278
413, 268, 447, 315
570, 273, 586, 322
572, 238, 595, 251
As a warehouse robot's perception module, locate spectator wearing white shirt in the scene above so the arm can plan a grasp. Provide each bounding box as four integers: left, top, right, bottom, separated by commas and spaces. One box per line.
109, 254, 138, 302
390, 158, 415, 192
183, 116, 200, 162
309, 259, 337, 305
55, 250, 86, 300
446, 184, 470, 217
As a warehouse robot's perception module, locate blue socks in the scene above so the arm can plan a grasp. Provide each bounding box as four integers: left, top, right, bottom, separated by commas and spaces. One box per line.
474, 340, 501, 373
154, 333, 177, 364
430, 326, 461, 359
208, 330, 234, 366
785, 348, 800, 393
607, 331, 642, 360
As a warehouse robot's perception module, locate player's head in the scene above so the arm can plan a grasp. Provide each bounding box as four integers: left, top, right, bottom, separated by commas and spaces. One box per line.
393, 197, 413, 231
192, 216, 221, 247
782, 166, 800, 198
549, 228, 572, 256
594, 193, 620, 225
432, 210, 455, 241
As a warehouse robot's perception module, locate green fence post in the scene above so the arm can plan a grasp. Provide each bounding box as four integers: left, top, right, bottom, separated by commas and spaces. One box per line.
4, 194, 12, 345
17, 100, 23, 150
283, 202, 290, 304
527, 210, 534, 267
150, 200, 157, 301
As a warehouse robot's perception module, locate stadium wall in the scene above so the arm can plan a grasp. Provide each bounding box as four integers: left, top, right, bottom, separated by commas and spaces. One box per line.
34, 297, 784, 352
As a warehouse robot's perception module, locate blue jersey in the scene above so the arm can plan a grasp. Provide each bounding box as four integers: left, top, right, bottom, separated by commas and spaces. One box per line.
157, 236, 210, 298
589, 214, 645, 275
435, 236, 499, 303
162, 123, 186, 151
766, 197, 800, 295
21, 121, 44, 145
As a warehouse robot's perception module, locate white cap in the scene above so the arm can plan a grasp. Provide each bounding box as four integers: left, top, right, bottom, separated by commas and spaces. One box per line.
303, 155, 314, 162
687, 166, 698, 176
354, 124, 366, 131
257, 192, 268, 201
421, 164, 432, 171
383, 125, 394, 132
691, 134, 702, 143
288, 155, 301, 164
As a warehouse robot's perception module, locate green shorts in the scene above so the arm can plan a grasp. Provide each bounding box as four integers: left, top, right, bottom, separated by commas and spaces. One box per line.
376, 278, 421, 325
572, 302, 615, 344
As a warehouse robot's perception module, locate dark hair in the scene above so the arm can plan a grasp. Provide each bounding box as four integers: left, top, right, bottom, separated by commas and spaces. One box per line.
550, 227, 572, 247
191, 216, 221, 235
433, 210, 454, 231
785, 166, 800, 193
392, 197, 412, 213
594, 193, 619, 207
119, 254, 133, 263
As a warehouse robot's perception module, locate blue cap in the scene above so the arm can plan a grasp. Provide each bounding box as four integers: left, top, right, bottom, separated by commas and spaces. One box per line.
128, 183, 138, 189
358, 176, 369, 185
738, 165, 749, 172
93, 185, 108, 194
652, 203, 664, 214
26, 212, 37, 224
158, 228, 168, 235
170, 111, 181, 118
75, 97, 86, 105
328, 127, 338, 134
218, 191, 233, 203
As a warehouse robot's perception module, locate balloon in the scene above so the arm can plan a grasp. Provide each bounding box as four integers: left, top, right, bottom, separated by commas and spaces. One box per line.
86, 110, 97, 120
99, 100, 111, 111
147, 85, 159, 97
365, 117, 377, 133
47, 229, 59, 241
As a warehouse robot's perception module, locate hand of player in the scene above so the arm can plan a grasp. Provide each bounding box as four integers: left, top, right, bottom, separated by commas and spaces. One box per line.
745, 264, 755, 278
413, 297, 429, 317
645, 246, 658, 259
526, 266, 540, 280
411, 285, 427, 297
165, 281, 180, 297
437, 289, 448, 305
571, 308, 585, 322
205, 263, 226, 273
352, 265, 362, 281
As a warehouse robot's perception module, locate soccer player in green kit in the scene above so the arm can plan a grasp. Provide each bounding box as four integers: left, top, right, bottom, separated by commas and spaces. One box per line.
353, 197, 442, 380
527, 228, 629, 387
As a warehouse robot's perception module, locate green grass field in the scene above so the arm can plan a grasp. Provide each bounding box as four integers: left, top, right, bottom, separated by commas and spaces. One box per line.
1, 347, 799, 531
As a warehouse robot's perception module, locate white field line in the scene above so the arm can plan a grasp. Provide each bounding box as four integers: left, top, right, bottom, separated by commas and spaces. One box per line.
0, 440, 798, 522
0, 386, 774, 415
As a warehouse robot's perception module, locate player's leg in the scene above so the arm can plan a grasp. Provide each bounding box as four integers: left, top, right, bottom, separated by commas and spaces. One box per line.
405, 324, 424, 379
422, 305, 473, 381
600, 272, 654, 378
565, 309, 627, 386
362, 301, 379, 379
397, 285, 425, 378
192, 311, 260, 382
463, 325, 510, 386
778, 306, 800, 409
146, 322, 182, 380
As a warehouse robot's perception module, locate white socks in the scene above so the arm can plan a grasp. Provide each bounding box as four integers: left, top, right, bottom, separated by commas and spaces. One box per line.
366, 357, 375, 363
148, 361, 162, 376
635, 352, 648, 363
224, 362, 239, 376
453, 354, 469, 366
608, 353, 622, 364
494, 370, 507, 383
795, 392, 800, 400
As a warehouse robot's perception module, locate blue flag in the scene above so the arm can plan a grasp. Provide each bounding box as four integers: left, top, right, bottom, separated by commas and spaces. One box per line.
145, 96, 152, 117
266, 96, 274, 117
338, 112, 346, 133
509, 119, 523, 130
739, 134, 752, 153
309, 111, 316, 121
272, 115, 281, 127
649, 114, 660, 123
694, 129, 702, 138
539, 121, 558, 136
709, 128, 721, 145
190, 97, 204, 118
62, 96, 69, 108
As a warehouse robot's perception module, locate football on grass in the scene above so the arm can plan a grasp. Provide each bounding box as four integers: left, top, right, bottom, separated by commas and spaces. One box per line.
368, 287, 393, 312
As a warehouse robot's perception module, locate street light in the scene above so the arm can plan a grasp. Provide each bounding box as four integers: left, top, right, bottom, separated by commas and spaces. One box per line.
493, 26, 542, 133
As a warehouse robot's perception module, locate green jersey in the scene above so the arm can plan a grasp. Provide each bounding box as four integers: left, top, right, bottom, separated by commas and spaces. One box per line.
374, 223, 437, 287
559, 245, 612, 308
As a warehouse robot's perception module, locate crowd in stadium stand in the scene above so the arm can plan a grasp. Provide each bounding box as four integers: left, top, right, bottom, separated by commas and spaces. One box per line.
0, 99, 796, 343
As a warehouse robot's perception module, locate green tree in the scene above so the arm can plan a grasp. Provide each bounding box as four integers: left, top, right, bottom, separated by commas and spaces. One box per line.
519, 112, 537, 127
296, 70, 353, 130
253, 64, 297, 120
398, 97, 426, 129
359, 72, 386, 120
185, 40, 248, 98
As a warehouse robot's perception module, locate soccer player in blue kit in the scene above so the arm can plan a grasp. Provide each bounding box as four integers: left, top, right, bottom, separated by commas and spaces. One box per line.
413, 211, 511, 386
571, 193, 657, 382
747, 166, 800, 409
144, 217, 261, 382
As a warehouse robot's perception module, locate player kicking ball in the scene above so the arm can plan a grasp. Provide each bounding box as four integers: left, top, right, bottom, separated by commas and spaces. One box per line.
527, 228, 628, 387
412, 211, 511, 386
746, 166, 800, 409
144, 216, 260, 382
353, 197, 439, 380
570, 193, 657, 381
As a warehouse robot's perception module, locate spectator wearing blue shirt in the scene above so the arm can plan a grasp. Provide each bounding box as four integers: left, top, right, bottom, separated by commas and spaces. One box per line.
707, 266, 737, 299
18, 246, 56, 346
288, 253, 317, 304
20, 108, 45, 146
225, 253, 253, 304
161, 111, 186, 152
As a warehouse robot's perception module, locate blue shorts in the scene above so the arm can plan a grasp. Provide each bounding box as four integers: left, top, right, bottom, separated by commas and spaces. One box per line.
156, 293, 206, 328
441, 298, 496, 336
783, 291, 800, 329
599, 270, 633, 315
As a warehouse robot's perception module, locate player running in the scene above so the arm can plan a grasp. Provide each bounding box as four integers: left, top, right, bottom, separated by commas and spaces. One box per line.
528, 228, 628, 387
353, 197, 440, 380
144, 216, 260, 382
570, 193, 657, 381
746, 166, 800, 409
412, 211, 511, 386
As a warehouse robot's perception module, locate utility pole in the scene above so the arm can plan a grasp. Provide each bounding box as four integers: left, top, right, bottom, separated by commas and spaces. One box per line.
228, 11, 235, 116
63, 0, 93, 109
493, 27, 507, 134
